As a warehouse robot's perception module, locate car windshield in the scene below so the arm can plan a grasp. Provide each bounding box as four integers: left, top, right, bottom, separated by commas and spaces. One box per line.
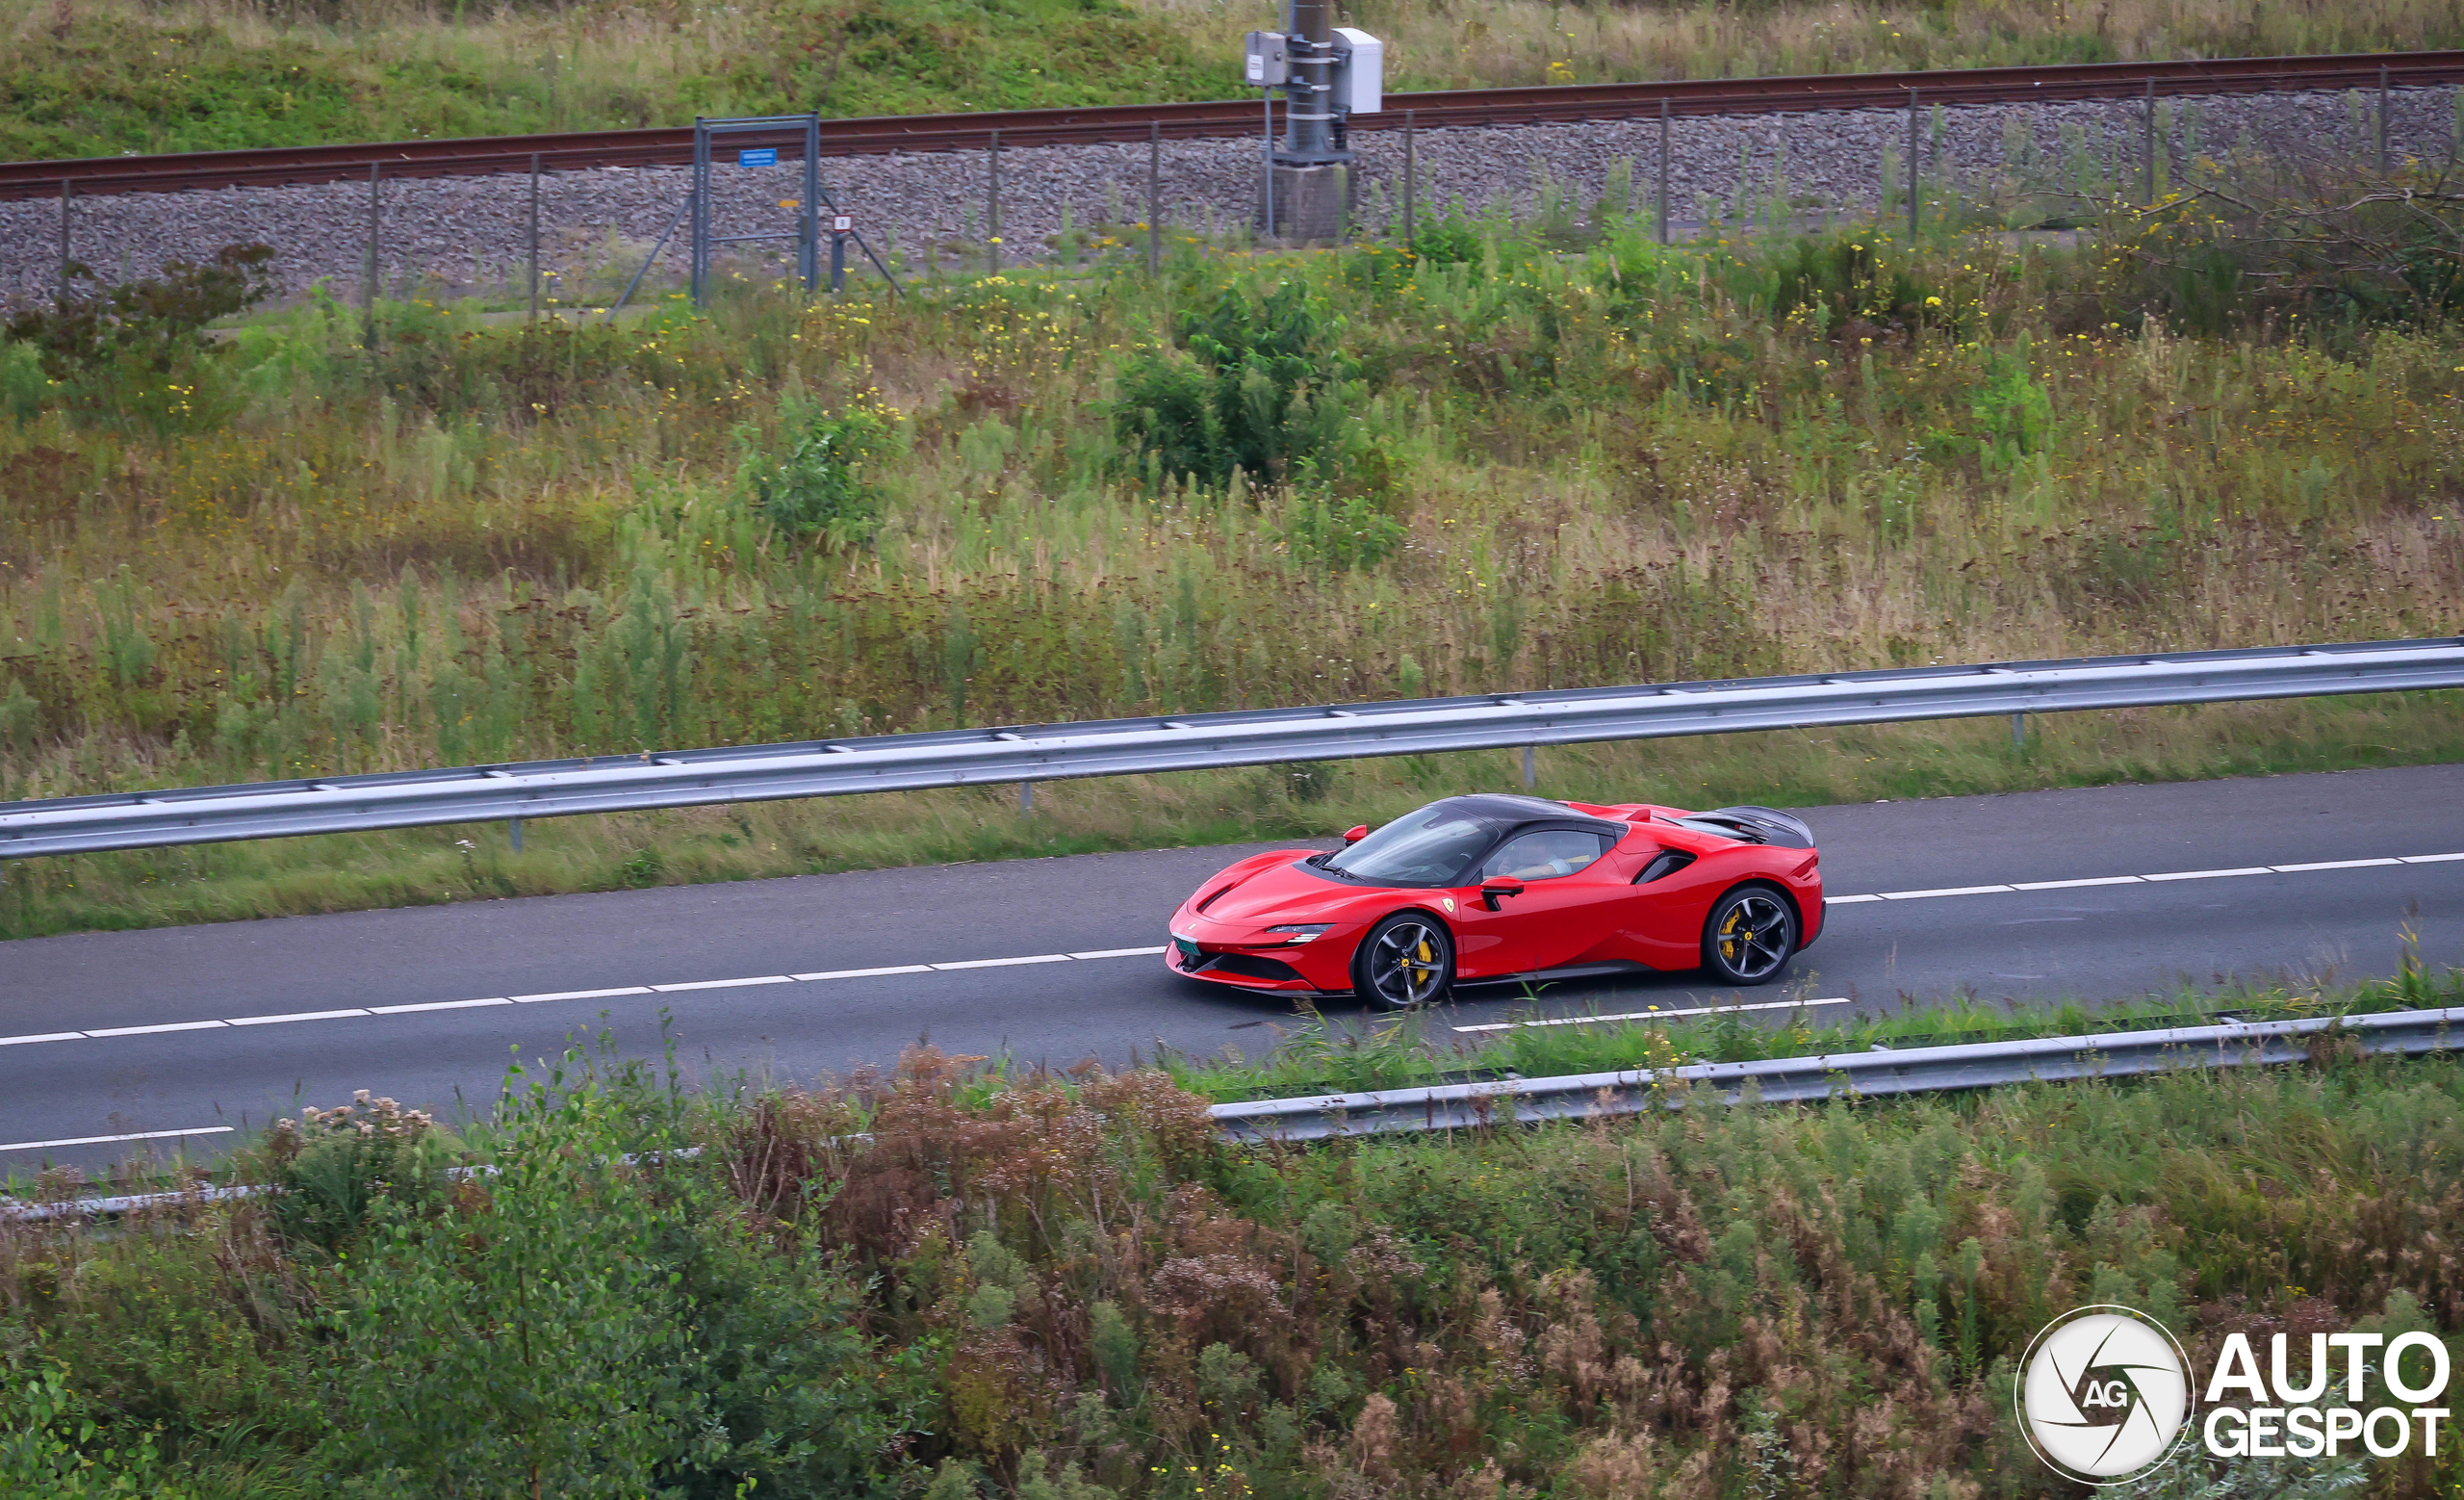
1325, 806, 1499, 887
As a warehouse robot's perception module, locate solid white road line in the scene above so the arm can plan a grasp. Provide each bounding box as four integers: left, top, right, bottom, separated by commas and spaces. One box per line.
790, 965, 932, 981
649, 975, 793, 993
5, 849, 2449, 1054
225, 1008, 372, 1026
1456, 996, 1853, 1033
0, 1125, 234, 1152
1881, 885, 2016, 900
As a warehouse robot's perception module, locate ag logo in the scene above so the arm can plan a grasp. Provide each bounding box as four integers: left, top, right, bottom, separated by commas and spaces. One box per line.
2017, 1306, 2194, 1484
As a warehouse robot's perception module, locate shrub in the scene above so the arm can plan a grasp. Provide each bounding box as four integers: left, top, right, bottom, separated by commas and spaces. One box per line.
745, 401, 897, 548
1112, 278, 1361, 487
3, 243, 275, 380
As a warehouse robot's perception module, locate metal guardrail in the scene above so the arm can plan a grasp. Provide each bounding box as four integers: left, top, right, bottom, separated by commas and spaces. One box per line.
2, 635, 2460, 861
13, 1007, 2453, 1217
1209, 1006, 2464, 1140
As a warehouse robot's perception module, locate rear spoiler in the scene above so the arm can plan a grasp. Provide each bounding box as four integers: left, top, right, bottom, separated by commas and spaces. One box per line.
1685, 806, 1816, 849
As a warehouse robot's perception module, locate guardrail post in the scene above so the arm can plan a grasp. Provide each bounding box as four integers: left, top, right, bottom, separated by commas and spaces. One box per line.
509, 817, 524, 852
2011, 713, 2025, 750
1019, 781, 1034, 814
1522, 745, 1537, 789
1147, 120, 1163, 275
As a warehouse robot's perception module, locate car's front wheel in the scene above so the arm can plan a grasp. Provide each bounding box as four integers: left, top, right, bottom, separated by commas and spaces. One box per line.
1701, 885, 1797, 986
1353, 912, 1454, 1010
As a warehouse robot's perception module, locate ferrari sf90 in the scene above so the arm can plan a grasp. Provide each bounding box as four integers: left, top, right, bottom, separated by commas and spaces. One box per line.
1166, 794, 1822, 1008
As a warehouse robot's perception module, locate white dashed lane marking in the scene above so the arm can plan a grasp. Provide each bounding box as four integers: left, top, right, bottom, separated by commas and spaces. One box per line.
1456, 996, 1853, 1033
0, 856, 2449, 1052
0, 1125, 233, 1152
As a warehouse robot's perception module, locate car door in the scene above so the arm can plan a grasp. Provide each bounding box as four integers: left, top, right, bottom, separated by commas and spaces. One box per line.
1450, 826, 1621, 978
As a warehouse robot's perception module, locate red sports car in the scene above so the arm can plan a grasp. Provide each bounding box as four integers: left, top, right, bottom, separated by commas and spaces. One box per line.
1166, 794, 1822, 1008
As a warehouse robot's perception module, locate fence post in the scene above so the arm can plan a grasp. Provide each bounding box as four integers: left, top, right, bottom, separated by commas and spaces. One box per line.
527, 152, 542, 321
2379, 64, 2391, 171
1906, 89, 1920, 237
988, 128, 1002, 275
365, 161, 381, 348
1402, 108, 1416, 248
55, 180, 70, 310
2143, 79, 2156, 202
803, 114, 822, 293
1148, 120, 1163, 275
1657, 98, 1671, 244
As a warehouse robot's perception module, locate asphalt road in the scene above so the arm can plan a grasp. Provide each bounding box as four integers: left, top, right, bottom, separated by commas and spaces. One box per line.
5, 764, 2461, 1174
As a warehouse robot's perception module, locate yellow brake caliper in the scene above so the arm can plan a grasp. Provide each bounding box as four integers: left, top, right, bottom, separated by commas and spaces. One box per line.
1723, 910, 1743, 961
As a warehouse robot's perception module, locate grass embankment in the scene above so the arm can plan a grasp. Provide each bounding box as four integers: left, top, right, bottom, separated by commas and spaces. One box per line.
1, 183, 2460, 938
2, 0, 2460, 160
7, 1017, 2464, 1495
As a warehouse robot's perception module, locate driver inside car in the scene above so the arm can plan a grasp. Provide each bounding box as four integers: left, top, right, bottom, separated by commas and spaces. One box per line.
1484, 830, 1605, 883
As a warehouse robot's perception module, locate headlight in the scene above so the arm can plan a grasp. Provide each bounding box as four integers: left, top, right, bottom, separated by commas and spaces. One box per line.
1266, 923, 1332, 944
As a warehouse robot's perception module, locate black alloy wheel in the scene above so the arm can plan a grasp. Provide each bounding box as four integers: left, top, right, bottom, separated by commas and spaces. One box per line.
1701, 886, 1797, 986
1353, 912, 1454, 1010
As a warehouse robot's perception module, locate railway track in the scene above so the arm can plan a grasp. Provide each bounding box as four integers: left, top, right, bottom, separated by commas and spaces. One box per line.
2, 50, 2458, 201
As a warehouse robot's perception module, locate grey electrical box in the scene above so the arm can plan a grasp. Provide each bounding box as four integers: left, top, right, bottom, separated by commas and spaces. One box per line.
1245, 31, 1289, 88
1331, 27, 1383, 115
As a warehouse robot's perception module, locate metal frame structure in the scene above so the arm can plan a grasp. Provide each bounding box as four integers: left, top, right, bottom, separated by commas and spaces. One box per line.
2, 636, 2459, 863
690, 115, 822, 305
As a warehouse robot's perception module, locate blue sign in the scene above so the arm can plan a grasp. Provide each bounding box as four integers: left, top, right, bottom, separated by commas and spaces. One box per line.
737, 147, 778, 168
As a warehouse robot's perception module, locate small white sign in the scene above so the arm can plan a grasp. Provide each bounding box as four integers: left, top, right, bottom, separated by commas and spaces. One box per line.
833, 216, 852, 233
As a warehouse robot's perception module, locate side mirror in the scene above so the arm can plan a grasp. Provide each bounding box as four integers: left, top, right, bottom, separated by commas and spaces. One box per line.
1342, 825, 1369, 844
1479, 875, 1525, 912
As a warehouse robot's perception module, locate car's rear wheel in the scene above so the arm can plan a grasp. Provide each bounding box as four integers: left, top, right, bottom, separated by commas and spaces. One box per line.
1353, 912, 1454, 1010
1701, 885, 1797, 986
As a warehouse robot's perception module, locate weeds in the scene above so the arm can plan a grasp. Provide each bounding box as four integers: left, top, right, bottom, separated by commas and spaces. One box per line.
10, 1010, 2464, 1494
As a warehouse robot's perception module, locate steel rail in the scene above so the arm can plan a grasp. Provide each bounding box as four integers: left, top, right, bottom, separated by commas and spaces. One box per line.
11, 1008, 2454, 1217
4, 50, 2459, 201
1208, 1006, 2464, 1141
1, 635, 2459, 862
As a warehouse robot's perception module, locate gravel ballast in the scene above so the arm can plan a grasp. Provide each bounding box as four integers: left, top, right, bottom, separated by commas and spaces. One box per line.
0, 87, 2455, 305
